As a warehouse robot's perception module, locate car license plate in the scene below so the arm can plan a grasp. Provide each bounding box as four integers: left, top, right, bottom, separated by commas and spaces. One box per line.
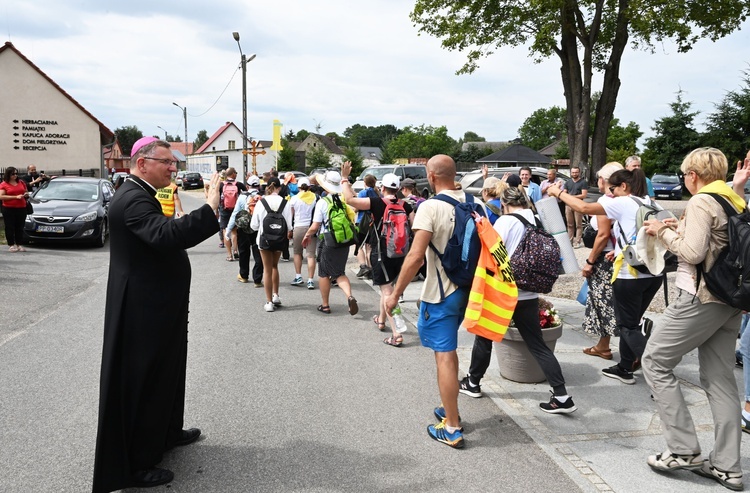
36, 225, 64, 233
657, 194, 669, 198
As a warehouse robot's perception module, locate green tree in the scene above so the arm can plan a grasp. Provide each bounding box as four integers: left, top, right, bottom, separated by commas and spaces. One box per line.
295, 129, 310, 142
194, 129, 209, 150
325, 131, 347, 148
115, 125, 143, 156
385, 125, 458, 159
463, 131, 485, 142
411, 0, 750, 179
703, 69, 750, 167
344, 124, 401, 147
305, 145, 331, 172
642, 91, 700, 174
517, 106, 566, 151
276, 138, 297, 172
343, 146, 365, 179
454, 143, 497, 164
379, 138, 396, 164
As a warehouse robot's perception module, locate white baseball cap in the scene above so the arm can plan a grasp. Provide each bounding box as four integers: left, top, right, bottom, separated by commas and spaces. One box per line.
381, 173, 400, 189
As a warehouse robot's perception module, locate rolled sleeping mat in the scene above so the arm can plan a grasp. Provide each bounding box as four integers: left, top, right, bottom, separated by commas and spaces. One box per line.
535, 197, 580, 274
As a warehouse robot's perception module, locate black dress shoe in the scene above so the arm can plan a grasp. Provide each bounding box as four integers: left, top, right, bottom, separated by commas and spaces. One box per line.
174, 427, 201, 446
132, 467, 174, 487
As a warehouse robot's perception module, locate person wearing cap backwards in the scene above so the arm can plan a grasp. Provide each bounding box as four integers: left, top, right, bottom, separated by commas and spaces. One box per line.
302, 168, 359, 315
93, 138, 221, 492
341, 163, 414, 344
639, 148, 748, 489
226, 175, 264, 286
289, 177, 318, 289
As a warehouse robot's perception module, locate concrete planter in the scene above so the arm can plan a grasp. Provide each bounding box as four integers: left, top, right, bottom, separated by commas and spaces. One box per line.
494, 324, 563, 383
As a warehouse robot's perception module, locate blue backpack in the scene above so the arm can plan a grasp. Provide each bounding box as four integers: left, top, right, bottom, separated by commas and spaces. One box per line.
428, 193, 486, 300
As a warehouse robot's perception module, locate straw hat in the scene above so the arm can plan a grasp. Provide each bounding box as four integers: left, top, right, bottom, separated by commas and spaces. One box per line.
316, 170, 343, 195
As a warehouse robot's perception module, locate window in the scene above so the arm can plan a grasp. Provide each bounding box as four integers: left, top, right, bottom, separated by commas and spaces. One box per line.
228, 140, 236, 150
406, 167, 427, 179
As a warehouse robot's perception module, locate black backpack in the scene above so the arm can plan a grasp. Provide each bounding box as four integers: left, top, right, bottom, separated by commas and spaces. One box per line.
698, 193, 750, 310
259, 198, 288, 250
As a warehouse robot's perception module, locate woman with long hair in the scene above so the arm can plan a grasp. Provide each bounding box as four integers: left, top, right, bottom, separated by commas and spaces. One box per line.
250, 177, 293, 312
548, 168, 662, 385
0, 166, 31, 252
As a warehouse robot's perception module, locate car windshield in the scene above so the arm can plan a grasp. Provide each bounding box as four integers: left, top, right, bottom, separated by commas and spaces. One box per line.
652, 175, 680, 184
359, 167, 396, 180
35, 181, 99, 202
186, 173, 201, 179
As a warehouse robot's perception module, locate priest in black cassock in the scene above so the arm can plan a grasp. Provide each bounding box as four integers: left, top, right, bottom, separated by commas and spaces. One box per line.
92, 137, 221, 492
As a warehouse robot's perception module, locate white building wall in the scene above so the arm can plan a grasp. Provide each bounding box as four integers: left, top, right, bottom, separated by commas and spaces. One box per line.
0, 47, 103, 173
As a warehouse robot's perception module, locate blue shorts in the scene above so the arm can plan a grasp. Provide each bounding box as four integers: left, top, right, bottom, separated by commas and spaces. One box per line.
418, 288, 469, 352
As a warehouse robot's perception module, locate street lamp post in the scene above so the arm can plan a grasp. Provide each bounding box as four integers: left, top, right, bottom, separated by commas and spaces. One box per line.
157, 126, 168, 141
172, 102, 187, 151
232, 32, 256, 181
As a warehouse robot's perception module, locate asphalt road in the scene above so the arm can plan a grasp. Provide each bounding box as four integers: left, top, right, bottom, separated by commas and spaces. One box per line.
0, 190, 583, 493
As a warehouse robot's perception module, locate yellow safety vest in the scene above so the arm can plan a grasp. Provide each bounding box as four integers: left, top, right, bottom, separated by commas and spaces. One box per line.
463, 218, 518, 342
156, 184, 177, 217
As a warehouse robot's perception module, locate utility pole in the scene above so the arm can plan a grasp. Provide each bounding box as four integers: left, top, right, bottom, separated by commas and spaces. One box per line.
172, 102, 187, 151
233, 32, 256, 181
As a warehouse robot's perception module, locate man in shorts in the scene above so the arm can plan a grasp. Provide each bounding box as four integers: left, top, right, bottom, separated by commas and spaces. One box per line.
385, 154, 469, 449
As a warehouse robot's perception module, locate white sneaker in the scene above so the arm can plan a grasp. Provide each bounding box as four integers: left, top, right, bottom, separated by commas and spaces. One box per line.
272, 293, 281, 306
307, 279, 315, 290
264, 302, 274, 312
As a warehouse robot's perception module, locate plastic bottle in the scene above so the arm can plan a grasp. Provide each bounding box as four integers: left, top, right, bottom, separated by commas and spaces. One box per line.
391, 305, 407, 333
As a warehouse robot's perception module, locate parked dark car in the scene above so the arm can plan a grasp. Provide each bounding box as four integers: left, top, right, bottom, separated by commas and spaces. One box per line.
24, 176, 114, 247
182, 172, 204, 190
651, 173, 683, 200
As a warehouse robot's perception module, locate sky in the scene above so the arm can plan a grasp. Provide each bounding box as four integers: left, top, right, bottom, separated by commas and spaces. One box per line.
3, 0, 749, 149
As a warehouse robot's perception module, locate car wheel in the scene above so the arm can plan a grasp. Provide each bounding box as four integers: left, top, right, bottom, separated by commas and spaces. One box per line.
93, 219, 107, 248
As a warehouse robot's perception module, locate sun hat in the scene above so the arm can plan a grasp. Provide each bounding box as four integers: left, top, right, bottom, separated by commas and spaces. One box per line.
130, 136, 159, 157
284, 171, 297, 184
381, 173, 400, 189
298, 177, 310, 187
635, 226, 667, 275
317, 170, 343, 195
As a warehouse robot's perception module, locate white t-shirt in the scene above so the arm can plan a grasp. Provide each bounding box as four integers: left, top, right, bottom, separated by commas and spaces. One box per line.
601, 194, 657, 279
289, 193, 316, 228
589, 194, 615, 253
250, 194, 293, 245
413, 189, 468, 304
494, 208, 538, 301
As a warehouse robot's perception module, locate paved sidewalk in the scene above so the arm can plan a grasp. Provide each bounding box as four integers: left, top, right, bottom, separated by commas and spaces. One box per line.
359, 269, 750, 492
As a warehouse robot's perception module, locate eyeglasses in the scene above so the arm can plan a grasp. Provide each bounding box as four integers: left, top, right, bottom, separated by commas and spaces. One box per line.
144, 157, 178, 166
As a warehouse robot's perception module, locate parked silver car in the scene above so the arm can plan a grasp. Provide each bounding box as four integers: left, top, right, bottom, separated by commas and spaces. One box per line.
353, 164, 431, 197
459, 166, 570, 199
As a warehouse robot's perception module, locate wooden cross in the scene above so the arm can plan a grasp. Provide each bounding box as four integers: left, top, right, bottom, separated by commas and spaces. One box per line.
244, 140, 266, 176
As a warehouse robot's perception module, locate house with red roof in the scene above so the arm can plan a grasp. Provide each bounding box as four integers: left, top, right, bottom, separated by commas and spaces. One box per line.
188, 122, 276, 179
0, 42, 114, 177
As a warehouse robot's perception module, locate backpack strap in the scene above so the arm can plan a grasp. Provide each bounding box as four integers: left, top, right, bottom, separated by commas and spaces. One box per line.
509, 212, 543, 229
485, 202, 502, 217
427, 193, 462, 301
695, 192, 740, 292
261, 197, 271, 213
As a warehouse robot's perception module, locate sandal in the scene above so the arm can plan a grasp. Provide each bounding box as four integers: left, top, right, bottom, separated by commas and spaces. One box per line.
384, 335, 403, 347
226, 256, 234, 262
583, 346, 613, 360
372, 315, 386, 331
347, 296, 359, 316
317, 305, 331, 314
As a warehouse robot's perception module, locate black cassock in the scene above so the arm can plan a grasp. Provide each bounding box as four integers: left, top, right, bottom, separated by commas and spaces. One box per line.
92, 176, 218, 493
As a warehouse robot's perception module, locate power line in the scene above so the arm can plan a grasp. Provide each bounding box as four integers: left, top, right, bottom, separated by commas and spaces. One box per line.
188, 64, 241, 118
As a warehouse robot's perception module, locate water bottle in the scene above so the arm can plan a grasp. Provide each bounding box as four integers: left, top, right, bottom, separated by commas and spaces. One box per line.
391, 305, 407, 333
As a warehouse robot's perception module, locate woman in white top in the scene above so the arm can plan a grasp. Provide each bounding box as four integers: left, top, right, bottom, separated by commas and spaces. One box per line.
581, 162, 623, 360
549, 168, 663, 385
250, 177, 293, 312
463, 185, 576, 414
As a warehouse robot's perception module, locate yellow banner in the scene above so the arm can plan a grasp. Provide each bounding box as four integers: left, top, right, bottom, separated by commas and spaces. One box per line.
270, 119, 283, 151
